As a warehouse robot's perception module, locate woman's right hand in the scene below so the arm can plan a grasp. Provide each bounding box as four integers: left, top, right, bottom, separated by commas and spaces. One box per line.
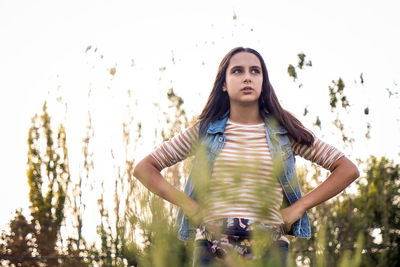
185, 201, 204, 226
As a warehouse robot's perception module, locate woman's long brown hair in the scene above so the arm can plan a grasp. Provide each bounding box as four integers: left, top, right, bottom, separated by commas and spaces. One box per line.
198, 47, 314, 146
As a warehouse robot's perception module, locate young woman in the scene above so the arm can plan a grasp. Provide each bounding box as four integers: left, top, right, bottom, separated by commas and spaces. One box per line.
134, 47, 359, 266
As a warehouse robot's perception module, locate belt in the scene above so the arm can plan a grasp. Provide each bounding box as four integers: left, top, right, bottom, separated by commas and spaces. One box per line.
198, 218, 286, 242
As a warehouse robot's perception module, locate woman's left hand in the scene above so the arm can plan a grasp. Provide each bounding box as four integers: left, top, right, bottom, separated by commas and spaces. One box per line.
280, 157, 359, 233
280, 203, 306, 233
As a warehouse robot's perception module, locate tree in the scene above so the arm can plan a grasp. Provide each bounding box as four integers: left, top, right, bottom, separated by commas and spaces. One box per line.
0, 210, 38, 267
26, 102, 71, 266
354, 157, 400, 266
286, 53, 399, 266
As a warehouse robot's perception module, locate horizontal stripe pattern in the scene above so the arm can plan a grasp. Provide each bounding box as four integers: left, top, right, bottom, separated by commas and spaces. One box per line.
150, 119, 344, 226
204, 120, 283, 225
151, 124, 199, 169
291, 136, 344, 170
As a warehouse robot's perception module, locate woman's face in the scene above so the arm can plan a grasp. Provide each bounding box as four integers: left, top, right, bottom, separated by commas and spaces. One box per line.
223, 52, 263, 106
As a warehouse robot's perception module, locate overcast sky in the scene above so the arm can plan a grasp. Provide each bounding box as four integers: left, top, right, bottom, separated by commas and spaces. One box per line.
0, 0, 399, 236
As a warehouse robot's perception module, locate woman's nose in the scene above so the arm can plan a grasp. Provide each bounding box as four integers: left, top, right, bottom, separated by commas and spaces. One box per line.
243, 73, 252, 84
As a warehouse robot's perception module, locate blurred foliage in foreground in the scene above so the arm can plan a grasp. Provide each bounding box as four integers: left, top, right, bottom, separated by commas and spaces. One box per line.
0, 53, 399, 266
0, 97, 398, 267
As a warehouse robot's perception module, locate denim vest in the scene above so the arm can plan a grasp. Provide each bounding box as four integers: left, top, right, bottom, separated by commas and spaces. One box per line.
174, 113, 311, 241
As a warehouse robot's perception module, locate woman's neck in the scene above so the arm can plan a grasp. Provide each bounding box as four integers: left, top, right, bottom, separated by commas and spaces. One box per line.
229, 103, 264, 125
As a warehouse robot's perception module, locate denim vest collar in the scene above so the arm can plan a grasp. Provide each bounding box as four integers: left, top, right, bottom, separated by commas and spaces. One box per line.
205, 111, 229, 134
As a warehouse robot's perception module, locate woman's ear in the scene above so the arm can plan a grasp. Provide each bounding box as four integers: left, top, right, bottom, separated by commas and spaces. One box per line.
222, 84, 227, 92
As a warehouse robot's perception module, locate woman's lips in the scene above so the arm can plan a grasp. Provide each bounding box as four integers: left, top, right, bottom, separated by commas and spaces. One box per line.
241, 87, 254, 93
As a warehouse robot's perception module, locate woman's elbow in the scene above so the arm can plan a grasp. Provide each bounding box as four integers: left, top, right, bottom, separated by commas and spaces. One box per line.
347, 159, 360, 181
133, 162, 142, 180
351, 165, 360, 180
333, 156, 360, 181
133, 157, 148, 180
133, 155, 160, 180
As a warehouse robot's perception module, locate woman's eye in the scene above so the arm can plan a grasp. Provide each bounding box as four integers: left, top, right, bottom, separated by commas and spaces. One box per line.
231, 68, 260, 74
232, 69, 241, 74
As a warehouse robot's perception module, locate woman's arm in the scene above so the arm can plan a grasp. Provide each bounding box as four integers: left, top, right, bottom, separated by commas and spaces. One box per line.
133, 155, 202, 223
281, 156, 359, 231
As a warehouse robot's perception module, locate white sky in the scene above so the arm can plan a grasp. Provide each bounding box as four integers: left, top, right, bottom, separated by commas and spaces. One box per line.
0, 0, 399, 239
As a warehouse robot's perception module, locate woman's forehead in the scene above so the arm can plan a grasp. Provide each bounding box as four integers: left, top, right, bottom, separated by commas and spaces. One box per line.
228, 52, 261, 68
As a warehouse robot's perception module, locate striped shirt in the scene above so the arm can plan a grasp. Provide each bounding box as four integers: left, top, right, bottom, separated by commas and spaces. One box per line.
151, 120, 344, 225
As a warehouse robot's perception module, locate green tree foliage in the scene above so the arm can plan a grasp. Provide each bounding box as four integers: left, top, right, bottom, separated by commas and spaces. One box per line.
329, 78, 349, 111
26, 102, 71, 265
287, 53, 312, 83
287, 64, 297, 81
297, 53, 312, 69
286, 53, 398, 266
287, 53, 370, 145
355, 157, 400, 265
290, 157, 400, 267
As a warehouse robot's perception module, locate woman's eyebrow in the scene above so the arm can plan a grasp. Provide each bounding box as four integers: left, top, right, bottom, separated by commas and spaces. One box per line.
230, 65, 261, 69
